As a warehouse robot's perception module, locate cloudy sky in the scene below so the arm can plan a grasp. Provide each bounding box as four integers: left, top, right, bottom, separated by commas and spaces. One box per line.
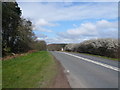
18, 1, 118, 44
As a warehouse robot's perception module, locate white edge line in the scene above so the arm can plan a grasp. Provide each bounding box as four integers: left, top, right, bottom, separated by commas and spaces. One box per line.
58, 52, 119, 72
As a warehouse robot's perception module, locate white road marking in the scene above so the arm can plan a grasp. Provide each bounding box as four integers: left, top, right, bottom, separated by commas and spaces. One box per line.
59, 52, 119, 72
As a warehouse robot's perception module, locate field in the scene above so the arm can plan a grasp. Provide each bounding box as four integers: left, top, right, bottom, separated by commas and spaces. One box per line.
2, 51, 58, 88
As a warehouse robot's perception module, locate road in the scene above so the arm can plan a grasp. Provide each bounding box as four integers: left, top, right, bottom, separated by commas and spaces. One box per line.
50, 51, 119, 88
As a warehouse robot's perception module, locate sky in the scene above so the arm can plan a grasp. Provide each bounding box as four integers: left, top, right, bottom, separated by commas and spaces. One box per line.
18, 1, 118, 44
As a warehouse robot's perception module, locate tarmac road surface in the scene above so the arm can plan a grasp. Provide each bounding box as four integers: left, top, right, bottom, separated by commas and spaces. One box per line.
50, 51, 119, 88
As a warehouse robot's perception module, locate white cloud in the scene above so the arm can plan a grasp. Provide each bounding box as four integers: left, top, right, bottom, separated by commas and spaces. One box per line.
37, 34, 47, 38
73, 24, 77, 27
36, 20, 118, 44
57, 20, 118, 42
96, 20, 117, 29
17, 2, 118, 44
66, 20, 117, 36
18, 2, 117, 22
67, 23, 97, 35
35, 27, 52, 32
44, 36, 98, 44
32, 18, 59, 32
36, 34, 48, 41
36, 19, 58, 26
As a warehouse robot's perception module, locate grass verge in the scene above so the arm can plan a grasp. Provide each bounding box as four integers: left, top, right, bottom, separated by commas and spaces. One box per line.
65, 51, 119, 61
78, 53, 119, 61
2, 51, 58, 88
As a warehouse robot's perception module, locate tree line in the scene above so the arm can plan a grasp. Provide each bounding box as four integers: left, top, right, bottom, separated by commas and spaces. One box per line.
2, 2, 46, 57
47, 44, 67, 51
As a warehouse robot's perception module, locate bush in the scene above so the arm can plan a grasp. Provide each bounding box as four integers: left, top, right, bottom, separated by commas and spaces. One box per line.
64, 44, 79, 52
64, 38, 118, 58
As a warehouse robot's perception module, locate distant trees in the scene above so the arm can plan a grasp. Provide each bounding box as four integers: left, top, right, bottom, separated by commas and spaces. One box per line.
2, 2, 46, 56
47, 44, 67, 51
34, 40, 47, 51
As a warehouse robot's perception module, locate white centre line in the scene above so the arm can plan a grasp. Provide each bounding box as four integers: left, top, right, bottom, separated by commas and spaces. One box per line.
59, 52, 119, 72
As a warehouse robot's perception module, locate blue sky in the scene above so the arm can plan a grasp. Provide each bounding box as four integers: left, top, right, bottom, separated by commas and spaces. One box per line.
18, 2, 118, 44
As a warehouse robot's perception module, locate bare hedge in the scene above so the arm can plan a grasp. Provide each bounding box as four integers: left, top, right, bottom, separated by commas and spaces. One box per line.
64, 38, 118, 58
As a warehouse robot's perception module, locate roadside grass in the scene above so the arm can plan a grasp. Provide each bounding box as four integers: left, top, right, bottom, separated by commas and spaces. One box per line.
64, 51, 119, 61
79, 53, 119, 61
73, 52, 119, 61
2, 51, 58, 88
